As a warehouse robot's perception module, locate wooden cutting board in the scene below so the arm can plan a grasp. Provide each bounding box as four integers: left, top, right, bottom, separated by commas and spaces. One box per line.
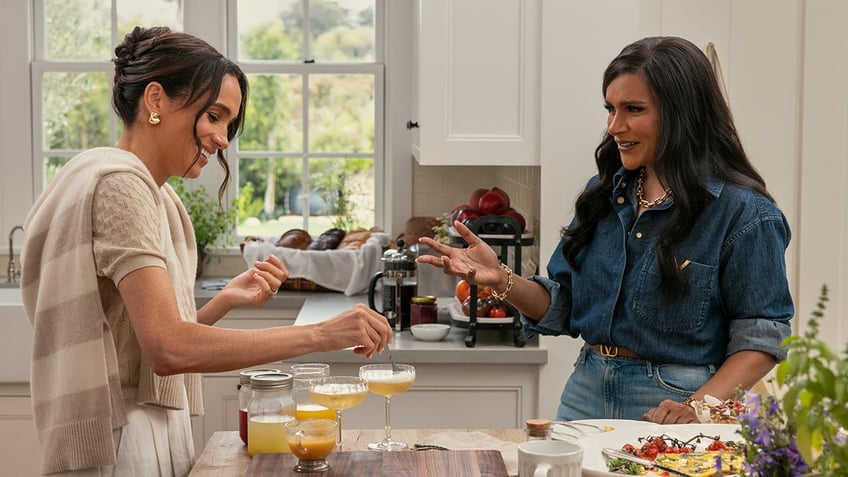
244, 449, 509, 476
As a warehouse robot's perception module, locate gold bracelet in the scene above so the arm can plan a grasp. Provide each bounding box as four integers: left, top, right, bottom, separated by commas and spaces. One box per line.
491, 263, 514, 300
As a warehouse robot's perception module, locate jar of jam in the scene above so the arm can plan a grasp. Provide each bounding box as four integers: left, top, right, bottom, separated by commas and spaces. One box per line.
410, 295, 437, 326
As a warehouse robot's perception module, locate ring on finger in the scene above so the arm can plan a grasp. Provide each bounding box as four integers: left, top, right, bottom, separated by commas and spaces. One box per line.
269, 288, 278, 295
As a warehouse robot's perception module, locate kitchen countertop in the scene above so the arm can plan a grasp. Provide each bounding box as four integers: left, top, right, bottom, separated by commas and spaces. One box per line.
196, 278, 546, 365
188, 429, 526, 477
0, 282, 546, 383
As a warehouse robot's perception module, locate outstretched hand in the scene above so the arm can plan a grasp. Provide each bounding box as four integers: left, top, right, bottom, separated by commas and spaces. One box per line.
221, 254, 288, 307
417, 220, 503, 288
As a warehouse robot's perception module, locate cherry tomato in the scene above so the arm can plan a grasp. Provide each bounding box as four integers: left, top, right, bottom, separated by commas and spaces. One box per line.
642, 446, 659, 459
707, 440, 728, 451
488, 306, 508, 318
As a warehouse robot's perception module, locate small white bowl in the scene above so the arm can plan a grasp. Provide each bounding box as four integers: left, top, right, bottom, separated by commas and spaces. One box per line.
410, 323, 451, 342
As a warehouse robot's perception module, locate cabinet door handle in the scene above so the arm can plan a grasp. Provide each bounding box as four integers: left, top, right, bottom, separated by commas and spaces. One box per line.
406, 120, 419, 129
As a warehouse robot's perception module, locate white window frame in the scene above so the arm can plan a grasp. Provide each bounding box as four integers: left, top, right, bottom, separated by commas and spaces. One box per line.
225, 0, 385, 235
5, 0, 400, 248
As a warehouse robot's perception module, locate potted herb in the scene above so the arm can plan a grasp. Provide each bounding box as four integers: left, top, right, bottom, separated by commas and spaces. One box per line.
739, 284, 847, 477
169, 178, 237, 277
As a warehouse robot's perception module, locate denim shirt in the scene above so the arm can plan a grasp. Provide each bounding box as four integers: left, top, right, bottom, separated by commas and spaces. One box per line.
522, 167, 793, 365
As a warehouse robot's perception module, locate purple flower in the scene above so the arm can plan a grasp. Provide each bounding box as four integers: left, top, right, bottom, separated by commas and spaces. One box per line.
738, 393, 809, 476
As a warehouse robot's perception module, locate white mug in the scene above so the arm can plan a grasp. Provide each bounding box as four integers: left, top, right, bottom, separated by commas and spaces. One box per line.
517, 440, 582, 477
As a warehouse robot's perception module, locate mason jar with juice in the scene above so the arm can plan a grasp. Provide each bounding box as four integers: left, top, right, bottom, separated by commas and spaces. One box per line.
238, 368, 282, 445
247, 373, 295, 456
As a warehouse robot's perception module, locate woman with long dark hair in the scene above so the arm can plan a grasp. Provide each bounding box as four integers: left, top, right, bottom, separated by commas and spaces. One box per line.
419, 36, 793, 424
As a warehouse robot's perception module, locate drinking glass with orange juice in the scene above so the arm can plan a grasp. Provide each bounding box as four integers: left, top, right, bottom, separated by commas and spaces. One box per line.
308, 376, 368, 449
285, 419, 338, 473
290, 364, 336, 421
359, 363, 416, 451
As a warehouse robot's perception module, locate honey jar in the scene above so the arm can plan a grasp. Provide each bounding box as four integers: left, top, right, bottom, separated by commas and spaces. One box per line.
410, 295, 437, 326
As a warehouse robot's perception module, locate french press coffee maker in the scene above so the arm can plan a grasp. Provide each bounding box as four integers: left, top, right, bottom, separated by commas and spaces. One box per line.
367, 239, 418, 330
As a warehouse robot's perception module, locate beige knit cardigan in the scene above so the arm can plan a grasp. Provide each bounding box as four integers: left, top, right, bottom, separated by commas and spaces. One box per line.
21, 148, 202, 474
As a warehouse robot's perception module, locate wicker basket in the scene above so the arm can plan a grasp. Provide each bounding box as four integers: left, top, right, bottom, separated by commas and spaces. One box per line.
279, 277, 333, 292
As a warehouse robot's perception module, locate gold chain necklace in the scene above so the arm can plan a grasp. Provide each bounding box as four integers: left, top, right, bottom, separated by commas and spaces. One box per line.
636, 168, 672, 208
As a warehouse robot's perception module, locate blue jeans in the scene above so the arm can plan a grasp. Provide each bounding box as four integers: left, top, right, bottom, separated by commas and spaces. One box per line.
556, 345, 717, 421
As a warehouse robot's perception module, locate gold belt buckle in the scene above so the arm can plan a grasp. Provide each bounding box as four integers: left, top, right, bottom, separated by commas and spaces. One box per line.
600, 345, 619, 357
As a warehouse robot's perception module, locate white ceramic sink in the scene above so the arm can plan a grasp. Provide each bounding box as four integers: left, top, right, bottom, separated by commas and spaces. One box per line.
0, 288, 32, 382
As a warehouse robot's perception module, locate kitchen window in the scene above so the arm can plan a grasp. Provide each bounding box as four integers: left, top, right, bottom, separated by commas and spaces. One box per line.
31, 0, 383, 241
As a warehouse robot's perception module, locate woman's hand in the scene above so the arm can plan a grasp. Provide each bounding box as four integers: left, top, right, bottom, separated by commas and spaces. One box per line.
221, 254, 288, 308
316, 303, 393, 358
642, 399, 700, 424
417, 220, 503, 288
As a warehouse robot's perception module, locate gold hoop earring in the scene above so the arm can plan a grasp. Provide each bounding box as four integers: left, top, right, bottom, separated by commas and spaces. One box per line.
148, 111, 161, 125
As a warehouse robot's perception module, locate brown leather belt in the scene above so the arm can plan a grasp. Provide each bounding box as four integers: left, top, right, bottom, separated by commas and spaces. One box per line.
586, 343, 640, 359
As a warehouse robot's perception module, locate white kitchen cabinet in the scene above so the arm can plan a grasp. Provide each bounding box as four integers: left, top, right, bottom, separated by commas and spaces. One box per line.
0, 385, 41, 476
297, 361, 541, 431
411, 0, 541, 166
192, 358, 542, 455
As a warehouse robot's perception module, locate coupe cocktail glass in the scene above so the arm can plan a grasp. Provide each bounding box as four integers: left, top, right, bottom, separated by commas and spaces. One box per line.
308, 376, 368, 449
359, 363, 416, 451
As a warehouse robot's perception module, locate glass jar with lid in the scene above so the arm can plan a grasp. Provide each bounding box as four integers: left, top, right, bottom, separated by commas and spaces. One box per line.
247, 373, 295, 456
410, 295, 438, 326
524, 418, 552, 441
238, 368, 282, 445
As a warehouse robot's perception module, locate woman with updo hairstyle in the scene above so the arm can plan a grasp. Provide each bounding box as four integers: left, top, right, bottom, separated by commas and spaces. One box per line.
21, 26, 392, 475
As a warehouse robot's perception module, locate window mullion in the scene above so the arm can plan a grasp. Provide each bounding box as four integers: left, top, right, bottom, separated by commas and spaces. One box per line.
301, 73, 310, 230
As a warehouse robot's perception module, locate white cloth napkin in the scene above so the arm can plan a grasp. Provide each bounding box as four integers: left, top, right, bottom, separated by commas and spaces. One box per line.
417, 431, 519, 476
242, 232, 390, 296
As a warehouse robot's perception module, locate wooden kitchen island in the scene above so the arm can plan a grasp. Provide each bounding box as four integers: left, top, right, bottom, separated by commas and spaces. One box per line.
189, 429, 526, 477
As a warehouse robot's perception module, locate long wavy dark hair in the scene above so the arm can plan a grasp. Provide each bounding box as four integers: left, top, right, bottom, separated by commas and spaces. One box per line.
561, 36, 773, 301
112, 26, 249, 203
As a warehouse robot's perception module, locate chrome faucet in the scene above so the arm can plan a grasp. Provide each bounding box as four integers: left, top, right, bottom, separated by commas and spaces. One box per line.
8, 225, 23, 283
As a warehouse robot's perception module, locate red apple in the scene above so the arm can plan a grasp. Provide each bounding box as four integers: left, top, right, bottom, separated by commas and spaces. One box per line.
469, 188, 489, 211
478, 191, 508, 215
450, 204, 473, 224
489, 187, 511, 208
455, 207, 481, 225
502, 208, 526, 233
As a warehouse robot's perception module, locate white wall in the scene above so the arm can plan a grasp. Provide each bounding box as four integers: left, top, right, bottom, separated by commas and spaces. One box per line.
0, 1, 34, 238
797, 1, 848, 348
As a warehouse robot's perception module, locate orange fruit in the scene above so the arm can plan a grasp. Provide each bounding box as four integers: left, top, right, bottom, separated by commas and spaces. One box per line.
455, 279, 471, 303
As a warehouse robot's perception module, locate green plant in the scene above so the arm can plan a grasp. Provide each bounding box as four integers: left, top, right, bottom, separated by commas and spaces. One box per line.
774, 284, 848, 476
236, 181, 265, 222
169, 178, 237, 256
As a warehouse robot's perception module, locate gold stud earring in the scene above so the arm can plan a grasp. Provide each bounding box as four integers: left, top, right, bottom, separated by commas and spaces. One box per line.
148, 111, 161, 125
